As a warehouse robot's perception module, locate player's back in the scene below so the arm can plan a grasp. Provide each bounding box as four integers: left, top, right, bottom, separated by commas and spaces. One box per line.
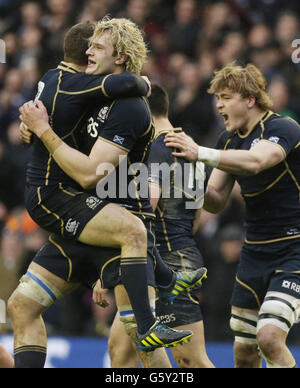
148, 130, 207, 252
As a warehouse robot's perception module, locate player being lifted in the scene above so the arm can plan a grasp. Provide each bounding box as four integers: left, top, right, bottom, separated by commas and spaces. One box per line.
14, 17, 206, 367
165, 63, 300, 368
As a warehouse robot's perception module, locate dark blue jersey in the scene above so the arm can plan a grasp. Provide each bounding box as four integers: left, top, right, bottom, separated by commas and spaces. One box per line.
81, 97, 155, 217
216, 111, 300, 243
26, 62, 148, 189
147, 129, 207, 252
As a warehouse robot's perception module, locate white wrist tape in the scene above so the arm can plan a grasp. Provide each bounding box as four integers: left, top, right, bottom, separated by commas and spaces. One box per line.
198, 146, 220, 168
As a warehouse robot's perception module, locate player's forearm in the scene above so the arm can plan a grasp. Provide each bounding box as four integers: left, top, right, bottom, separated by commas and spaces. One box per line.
217, 149, 263, 175
203, 186, 227, 213
40, 128, 101, 189
53, 145, 101, 189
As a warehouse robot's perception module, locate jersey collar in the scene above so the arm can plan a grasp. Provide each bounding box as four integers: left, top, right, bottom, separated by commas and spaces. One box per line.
237, 111, 273, 139
57, 61, 80, 74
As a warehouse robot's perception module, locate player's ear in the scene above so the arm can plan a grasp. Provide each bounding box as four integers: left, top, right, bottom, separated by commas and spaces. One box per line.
115, 54, 128, 66
248, 95, 256, 108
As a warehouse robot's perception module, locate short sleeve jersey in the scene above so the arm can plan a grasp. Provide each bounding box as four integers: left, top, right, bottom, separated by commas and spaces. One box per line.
147, 129, 208, 252
216, 111, 300, 242
81, 97, 155, 217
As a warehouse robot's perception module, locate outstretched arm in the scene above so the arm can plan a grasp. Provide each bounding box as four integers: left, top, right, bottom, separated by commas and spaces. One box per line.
164, 131, 285, 176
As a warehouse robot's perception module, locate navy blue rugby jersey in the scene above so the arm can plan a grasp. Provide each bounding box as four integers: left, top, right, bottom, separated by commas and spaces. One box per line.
216, 111, 300, 243
147, 129, 208, 252
26, 61, 149, 189
81, 97, 155, 217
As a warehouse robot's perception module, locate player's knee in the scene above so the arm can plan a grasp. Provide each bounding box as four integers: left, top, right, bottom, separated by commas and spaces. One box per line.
123, 217, 147, 249
7, 292, 33, 322
257, 326, 282, 360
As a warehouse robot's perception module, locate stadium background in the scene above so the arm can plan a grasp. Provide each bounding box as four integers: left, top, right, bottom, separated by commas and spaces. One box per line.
0, 0, 299, 367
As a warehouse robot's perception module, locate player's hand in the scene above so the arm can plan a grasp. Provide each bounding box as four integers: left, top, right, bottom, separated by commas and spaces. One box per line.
142, 76, 151, 98
20, 122, 33, 144
19, 100, 50, 138
93, 280, 110, 308
164, 131, 199, 162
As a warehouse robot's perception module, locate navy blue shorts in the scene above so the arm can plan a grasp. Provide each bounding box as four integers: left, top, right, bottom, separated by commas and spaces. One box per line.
33, 218, 156, 290
25, 184, 109, 240
231, 238, 300, 310
156, 246, 204, 328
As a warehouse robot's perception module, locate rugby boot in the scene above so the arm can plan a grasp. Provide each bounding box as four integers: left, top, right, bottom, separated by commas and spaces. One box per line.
157, 267, 208, 305
136, 320, 193, 352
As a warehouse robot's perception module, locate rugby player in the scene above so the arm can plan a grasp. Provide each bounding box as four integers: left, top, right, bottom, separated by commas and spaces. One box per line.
164, 63, 300, 368
107, 84, 214, 368
12, 18, 204, 368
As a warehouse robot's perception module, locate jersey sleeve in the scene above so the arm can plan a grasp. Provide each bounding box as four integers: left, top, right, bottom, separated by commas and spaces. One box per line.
97, 98, 150, 152
59, 72, 149, 102
147, 138, 173, 187
262, 116, 300, 156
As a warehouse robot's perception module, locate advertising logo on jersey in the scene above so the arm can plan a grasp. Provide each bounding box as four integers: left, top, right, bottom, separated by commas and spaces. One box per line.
97, 106, 109, 123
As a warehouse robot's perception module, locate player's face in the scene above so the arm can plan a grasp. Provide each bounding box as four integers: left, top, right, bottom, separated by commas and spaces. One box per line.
216, 89, 250, 133
85, 32, 118, 75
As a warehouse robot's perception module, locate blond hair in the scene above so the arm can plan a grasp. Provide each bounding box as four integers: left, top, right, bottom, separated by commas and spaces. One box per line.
91, 16, 148, 75
208, 63, 273, 111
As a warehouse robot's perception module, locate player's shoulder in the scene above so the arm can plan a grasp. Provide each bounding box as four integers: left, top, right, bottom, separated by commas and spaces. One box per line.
149, 129, 183, 161
114, 96, 149, 110
112, 97, 151, 121
267, 113, 300, 131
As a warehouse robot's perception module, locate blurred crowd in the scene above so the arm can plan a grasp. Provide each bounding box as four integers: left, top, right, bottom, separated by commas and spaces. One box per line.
0, 0, 300, 344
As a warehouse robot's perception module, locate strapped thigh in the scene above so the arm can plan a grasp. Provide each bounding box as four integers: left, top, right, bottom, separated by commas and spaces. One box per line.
230, 309, 258, 345
16, 269, 64, 307
257, 292, 300, 334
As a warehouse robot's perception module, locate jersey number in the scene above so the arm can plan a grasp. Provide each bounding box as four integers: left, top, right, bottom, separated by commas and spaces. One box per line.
87, 117, 99, 138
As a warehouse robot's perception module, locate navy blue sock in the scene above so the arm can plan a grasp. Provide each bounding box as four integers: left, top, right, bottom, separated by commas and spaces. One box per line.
14, 345, 47, 368
120, 257, 156, 334
153, 247, 175, 290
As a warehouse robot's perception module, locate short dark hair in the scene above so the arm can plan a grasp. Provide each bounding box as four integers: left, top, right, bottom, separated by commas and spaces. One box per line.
148, 84, 169, 117
63, 21, 96, 66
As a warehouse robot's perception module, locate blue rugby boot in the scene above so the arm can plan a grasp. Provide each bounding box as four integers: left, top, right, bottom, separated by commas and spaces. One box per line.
157, 267, 208, 305
136, 320, 193, 352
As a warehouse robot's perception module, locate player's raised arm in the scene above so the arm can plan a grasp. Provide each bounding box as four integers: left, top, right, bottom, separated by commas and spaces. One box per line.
19, 100, 127, 190
164, 131, 285, 176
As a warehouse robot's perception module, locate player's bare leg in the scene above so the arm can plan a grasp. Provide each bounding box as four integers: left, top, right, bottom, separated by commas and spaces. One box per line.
231, 307, 262, 368
257, 325, 296, 368
8, 262, 79, 368
79, 203, 160, 334
0, 344, 14, 368
170, 322, 215, 368
113, 285, 172, 368
108, 313, 139, 368
78, 203, 147, 257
